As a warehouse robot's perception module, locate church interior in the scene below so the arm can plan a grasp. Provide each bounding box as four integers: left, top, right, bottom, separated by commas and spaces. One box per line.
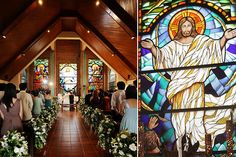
0, 0, 137, 157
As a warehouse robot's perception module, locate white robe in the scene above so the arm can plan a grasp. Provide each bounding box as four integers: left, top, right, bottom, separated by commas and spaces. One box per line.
153, 35, 235, 152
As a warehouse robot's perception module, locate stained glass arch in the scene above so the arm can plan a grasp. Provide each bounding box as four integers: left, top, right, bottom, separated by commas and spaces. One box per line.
33, 59, 49, 89
88, 59, 104, 90
59, 64, 77, 94
139, 0, 236, 155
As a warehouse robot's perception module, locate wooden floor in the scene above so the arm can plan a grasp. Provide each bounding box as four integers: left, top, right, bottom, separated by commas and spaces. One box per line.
35, 109, 110, 157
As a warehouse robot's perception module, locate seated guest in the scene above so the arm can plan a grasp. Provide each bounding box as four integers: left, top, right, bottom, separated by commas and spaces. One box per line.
90, 89, 102, 109
98, 89, 106, 110
85, 90, 93, 106
103, 91, 111, 111
119, 85, 137, 133
32, 90, 44, 117
0, 83, 23, 136
44, 90, 52, 108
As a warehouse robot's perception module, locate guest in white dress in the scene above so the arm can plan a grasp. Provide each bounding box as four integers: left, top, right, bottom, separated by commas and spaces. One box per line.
119, 85, 137, 134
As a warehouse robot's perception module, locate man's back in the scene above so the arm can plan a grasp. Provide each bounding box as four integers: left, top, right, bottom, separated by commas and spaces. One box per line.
17, 91, 33, 121
111, 90, 125, 112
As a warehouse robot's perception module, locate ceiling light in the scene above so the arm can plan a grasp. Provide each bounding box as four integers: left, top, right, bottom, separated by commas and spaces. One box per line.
47, 30, 50, 33
38, 0, 43, 6
87, 30, 90, 33
112, 53, 115, 56
2, 35, 6, 39
131, 36, 135, 40
96, 1, 100, 6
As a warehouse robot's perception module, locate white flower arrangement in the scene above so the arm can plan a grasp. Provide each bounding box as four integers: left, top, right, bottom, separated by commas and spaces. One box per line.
79, 103, 87, 116
97, 116, 116, 150
30, 99, 59, 149
110, 130, 137, 157
83, 106, 94, 125
30, 117, 48, 149
90, 108, 104, 131
0, 130, 28, 157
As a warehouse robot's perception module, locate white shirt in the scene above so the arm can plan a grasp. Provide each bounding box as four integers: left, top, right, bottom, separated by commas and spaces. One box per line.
17, 91, 33, 121
111, 90, 125, 112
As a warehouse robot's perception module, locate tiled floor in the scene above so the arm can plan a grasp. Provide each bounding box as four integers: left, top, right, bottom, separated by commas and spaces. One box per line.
35, 110, 110, 157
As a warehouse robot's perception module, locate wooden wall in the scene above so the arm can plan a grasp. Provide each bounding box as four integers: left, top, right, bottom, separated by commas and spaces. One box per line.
55, 40, 80, 95
26, 39, 109, 97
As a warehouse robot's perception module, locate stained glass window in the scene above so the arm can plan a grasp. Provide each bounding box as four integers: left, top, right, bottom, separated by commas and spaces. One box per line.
33, 59, 49, 89
109, 70, 116, 91
88, 59, 104, 90
21, 69, 27, 83
139, 0, 236, 155
59, 64, 77, 93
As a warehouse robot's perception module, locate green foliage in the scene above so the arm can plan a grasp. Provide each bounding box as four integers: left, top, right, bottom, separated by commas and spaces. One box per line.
0, 130, 28, 157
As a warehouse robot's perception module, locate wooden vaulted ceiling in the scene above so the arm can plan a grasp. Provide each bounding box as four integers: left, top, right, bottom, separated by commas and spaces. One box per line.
0, 0, 137, 81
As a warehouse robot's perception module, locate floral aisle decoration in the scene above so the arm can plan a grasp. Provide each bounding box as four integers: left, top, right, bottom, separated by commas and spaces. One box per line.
39, 100, 59, 131
0, 130, 28, 157
97, 116, 116, 150
30, 99, 59, 149
79, 104, 88, 117
90, 108, 104, 131
83, 106, 94, 125
30, 117, 48, 149
110, 130, 137, 157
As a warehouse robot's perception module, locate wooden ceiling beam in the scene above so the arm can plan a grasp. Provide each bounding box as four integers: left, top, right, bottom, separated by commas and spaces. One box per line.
75, 19, 136, 80
0, 0, 137, 81
76, 13, 136, 73
0, 18, 62, 81
101, 0, 136, 35
0, 0, 35, 33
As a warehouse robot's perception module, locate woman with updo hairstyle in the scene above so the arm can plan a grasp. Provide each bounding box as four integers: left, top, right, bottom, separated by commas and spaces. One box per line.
0, 83, 23, 136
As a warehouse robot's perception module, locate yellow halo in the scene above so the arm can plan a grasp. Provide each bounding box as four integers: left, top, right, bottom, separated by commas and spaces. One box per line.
168, 9, 205, 40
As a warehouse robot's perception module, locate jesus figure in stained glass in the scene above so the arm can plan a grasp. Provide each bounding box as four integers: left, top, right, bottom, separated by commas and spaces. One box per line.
141, 16, 236, 156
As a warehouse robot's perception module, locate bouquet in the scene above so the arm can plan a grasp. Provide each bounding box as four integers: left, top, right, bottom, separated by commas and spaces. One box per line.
97, 116, 116, 150
0, 130, 28, 157
110, 130, 137, 157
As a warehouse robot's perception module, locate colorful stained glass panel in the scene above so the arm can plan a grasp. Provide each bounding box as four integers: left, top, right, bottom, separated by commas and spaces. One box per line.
33, 59, 49, 89
59, 64, 77, 93
140, 1, 236, 154
88, 59, 104, 90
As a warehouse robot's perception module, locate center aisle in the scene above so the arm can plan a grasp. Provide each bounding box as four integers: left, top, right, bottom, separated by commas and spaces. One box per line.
35, 110, 109, 157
